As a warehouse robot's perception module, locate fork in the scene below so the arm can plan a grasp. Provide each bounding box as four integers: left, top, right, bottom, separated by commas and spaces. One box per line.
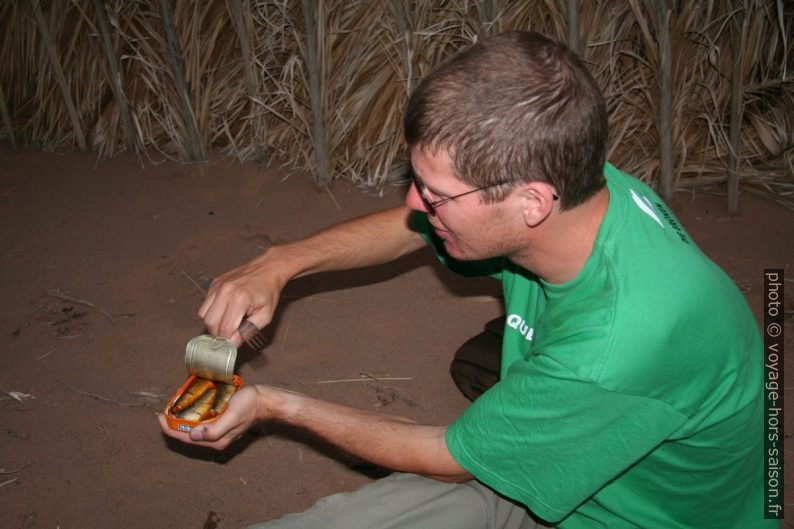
238, 318, 267, 350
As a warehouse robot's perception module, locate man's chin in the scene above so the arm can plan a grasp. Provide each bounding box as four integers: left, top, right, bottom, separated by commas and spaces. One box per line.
438, 231, 488, 260
443, 239, 503, 262
442, 239, 470, 260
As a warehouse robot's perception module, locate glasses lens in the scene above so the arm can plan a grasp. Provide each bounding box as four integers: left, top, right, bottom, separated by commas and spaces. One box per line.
412, 173, 436, 214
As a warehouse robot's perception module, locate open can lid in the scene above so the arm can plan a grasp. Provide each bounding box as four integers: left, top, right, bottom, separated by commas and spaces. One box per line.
184, 335, 237, 383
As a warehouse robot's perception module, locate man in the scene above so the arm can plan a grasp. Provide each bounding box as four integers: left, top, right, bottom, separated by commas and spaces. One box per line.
160, 31, 771, 528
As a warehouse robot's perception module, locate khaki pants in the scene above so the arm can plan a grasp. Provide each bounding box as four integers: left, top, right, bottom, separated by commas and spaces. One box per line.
248, 472, 553, 529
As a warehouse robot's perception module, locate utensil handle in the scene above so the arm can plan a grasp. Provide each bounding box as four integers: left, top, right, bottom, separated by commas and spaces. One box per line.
238, 319, 259, 340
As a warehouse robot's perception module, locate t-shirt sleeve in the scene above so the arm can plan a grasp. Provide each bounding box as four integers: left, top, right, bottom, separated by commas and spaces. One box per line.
410, 211, 504, 278
445, 354, 689, 523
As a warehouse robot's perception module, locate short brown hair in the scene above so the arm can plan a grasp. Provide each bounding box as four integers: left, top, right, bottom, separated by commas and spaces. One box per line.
404, 31, 607, 209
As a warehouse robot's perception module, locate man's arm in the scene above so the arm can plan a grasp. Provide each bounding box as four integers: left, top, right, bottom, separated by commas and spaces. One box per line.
158, 384, 473, 483
200, 205, 426, 342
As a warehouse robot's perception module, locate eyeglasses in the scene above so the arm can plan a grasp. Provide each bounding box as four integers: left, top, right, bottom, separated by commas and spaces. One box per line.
411, 172, 510, 215
411, 172, 557, 215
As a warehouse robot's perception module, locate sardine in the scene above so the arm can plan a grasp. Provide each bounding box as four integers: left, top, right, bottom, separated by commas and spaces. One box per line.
177, 386, 218, 421
209, 383, 237, 417
170, 377, 214, 414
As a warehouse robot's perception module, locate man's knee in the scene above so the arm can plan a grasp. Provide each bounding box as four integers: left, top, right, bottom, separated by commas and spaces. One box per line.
451, 316, 504, 401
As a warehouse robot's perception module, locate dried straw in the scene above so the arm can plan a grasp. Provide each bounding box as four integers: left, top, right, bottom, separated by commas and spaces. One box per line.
0, 0, 790, 209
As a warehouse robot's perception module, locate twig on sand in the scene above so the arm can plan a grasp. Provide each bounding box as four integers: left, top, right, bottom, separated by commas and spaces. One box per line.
317, 372, 412, 384
324, 186, 342, 211
0, 462, 32, 474
1, 428, 29, 439
0, 389, 34, 402
35, 349, 57, 361
280, 320, 291, 351
58, 379, 147, 409
180, 269, 207, 295
131, 391, 166, 400
359, 371, 409, 382
0, 478, 17, 488
48, 289, 114, 322
98, 423, 117, 453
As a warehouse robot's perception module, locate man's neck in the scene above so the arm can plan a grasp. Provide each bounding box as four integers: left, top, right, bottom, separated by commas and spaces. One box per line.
511, 187, 610, 285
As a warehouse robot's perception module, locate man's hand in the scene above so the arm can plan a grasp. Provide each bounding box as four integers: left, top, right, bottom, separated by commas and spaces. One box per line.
199, 251, 290, 347
159, 385, 267, 450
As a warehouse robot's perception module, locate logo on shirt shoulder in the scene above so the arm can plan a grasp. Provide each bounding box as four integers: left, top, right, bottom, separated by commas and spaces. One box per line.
506, 314, 534, 341
630, 188, 664, 228
629, 188, 690, 244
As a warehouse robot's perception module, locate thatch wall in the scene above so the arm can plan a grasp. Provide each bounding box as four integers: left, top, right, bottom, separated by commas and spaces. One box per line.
1, 1, 791, 209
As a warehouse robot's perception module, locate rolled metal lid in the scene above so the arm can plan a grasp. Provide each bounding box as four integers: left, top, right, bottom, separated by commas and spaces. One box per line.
184, 335, 237, 384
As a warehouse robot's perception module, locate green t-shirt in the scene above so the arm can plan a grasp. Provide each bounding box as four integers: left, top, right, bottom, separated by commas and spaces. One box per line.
415, 164, 772, 528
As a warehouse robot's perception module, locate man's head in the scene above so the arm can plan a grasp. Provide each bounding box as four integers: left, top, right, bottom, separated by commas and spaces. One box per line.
404, 31, 607, 210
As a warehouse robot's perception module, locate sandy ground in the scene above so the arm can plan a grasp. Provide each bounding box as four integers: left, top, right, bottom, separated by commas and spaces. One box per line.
0, 146, 791, 529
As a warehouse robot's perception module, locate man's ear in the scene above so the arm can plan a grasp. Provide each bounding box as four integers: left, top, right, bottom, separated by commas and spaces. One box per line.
518, 182, 557, 227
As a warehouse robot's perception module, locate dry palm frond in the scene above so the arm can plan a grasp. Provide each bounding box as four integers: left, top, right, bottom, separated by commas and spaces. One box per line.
0, 0, 791, 209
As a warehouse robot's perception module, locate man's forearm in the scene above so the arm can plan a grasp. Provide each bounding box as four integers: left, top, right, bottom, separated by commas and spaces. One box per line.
258, 385, 472, 482
272, 205, 426, 281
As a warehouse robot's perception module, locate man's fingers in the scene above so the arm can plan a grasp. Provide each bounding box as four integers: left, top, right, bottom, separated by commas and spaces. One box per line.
189, 425, 210, 442
245, 308, 273, 334
202, 288, 248, 339
188, 416, 239, 449
218, 305, 250, 340
200, 293, 228, 335
158, 414, 192, 443
159, 413, 233, 450
230, 330, 244, 349
197, 290, 216, 320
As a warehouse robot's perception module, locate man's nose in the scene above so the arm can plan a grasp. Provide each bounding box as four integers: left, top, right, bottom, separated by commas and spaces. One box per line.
405, 181, 429, 213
